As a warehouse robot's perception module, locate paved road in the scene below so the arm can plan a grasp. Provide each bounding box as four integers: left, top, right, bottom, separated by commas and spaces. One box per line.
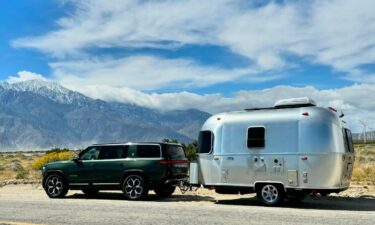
0, 186, 375, 225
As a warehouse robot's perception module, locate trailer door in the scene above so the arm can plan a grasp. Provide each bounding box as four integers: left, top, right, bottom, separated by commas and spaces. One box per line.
197, 131, 220, 185
342, 128, 355, 185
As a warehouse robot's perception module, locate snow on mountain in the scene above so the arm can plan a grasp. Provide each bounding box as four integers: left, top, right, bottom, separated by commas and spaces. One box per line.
0, 79, 91, 105
0, 79, 210, 151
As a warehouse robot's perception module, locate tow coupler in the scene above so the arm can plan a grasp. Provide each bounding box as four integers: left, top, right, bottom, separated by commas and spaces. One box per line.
177, 180, 199, 194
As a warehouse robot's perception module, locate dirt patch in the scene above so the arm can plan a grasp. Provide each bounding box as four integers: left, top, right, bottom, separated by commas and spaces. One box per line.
0, 222, 44, 225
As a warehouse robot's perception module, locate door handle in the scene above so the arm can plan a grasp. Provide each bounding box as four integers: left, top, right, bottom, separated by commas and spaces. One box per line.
214, 156, 220, 161
227, 157, 234, 160
89, 164, 95, 167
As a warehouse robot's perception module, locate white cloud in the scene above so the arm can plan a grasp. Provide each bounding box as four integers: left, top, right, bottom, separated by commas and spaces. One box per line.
63, 83, 375, 133
51, 55, 277, 90
6, 71, 48, 83
11, 0, 375, 83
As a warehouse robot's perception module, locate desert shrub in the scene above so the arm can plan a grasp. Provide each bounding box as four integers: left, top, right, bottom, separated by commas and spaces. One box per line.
352, 164, 375, 183
15, 152, 27, 160
6, 160, 23, 171
45, 148, 70, 154
184, 141, 197, 161
15, 165, 28, 179
352, 145, 375, 183
5, 154, 14, 159
32, 151, 74, 170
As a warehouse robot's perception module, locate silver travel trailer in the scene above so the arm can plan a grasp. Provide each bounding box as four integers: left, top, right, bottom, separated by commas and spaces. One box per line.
189, 97, 355, 205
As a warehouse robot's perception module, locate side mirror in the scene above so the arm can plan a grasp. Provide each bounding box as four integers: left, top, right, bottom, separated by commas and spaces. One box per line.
73, 155, 81, 163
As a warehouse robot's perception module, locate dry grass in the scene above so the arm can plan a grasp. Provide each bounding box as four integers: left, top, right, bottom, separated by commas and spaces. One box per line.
0, 153, 47, 181
0, 145, 374, 184
31, 151, 74, 170
352, 144, 375, 184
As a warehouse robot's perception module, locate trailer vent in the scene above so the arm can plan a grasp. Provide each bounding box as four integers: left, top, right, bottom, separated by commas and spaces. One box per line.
274, 97, 316, 109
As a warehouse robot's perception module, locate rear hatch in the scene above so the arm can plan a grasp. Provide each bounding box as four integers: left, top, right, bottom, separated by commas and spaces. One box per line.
161, 144, 189, 180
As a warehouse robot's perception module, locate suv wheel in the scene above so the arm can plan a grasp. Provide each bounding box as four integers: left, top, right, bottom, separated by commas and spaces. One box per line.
154, 185, 176, 198
44, 174, 68, 198
256, 183, 285, 206
122, 175, 148, 200
82, 188, 99, 197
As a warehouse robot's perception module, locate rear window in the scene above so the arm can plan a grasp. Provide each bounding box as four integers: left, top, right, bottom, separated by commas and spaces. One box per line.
166, 145, 186, 160
198, 131, 213, 154
136, 145, 161, 158
343, 129, 355, 153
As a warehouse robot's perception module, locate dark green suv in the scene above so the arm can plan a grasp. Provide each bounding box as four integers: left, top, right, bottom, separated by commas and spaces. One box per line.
42, 142, 189, 200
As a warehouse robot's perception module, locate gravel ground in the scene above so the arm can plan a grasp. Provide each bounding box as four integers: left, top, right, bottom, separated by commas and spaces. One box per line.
0, 184, 374, 225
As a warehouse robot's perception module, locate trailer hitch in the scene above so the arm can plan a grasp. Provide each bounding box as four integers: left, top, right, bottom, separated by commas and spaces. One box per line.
178, 180, 199, 194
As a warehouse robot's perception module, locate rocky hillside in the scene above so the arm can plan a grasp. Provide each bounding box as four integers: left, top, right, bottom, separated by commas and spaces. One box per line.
0, 80, 210, 151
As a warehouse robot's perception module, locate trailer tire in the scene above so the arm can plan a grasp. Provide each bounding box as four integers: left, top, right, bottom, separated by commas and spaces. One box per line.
256, 183, 285, 206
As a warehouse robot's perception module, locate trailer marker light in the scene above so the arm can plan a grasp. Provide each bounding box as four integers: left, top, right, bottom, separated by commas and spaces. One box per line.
302, 112, 309, 116
301, 156, 308, 160
328, 107, 337, 112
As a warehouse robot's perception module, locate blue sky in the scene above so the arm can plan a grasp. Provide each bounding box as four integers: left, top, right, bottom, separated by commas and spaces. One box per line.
1, 0, 375, 131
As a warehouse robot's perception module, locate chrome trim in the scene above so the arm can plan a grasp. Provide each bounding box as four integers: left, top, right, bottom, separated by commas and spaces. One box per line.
69, 183, 89, 185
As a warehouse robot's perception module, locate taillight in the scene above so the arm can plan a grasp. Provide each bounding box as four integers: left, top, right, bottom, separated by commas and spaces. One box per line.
158, 160, 189, 165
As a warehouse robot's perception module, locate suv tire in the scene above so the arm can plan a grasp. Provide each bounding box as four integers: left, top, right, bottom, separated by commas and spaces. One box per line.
154, 185, 176, 198
44, 174, 68, 198
256, 183, 285, 206
122, 175, 148, 200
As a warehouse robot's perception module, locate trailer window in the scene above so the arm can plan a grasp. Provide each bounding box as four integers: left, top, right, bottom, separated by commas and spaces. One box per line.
247, 127, 265, 148
343, 129, 355, 153
198, 131, 213, 154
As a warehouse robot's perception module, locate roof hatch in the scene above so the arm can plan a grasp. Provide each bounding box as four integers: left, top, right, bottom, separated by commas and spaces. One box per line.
274, 97, 316, 109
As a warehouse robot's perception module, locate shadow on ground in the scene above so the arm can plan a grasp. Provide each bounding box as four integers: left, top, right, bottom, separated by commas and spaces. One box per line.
215, 195, 375, 211
66, 191, 375, 211
66, 191, 215, 202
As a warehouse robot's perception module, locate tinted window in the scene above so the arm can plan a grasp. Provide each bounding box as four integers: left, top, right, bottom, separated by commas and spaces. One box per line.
343, 129, 355, 153
166, 145, 186, 160
136, 145, 161, 158
247, 127, 265, 148
198, 131, 213, 153
98, 146, 128, 160
80, 147, 100, 160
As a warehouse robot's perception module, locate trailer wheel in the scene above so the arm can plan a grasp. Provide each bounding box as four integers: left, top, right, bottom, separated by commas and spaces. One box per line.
256, 184, 285, 206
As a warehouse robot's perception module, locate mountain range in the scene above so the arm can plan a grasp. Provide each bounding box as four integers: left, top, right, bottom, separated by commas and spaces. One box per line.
0, 80, 210, 151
